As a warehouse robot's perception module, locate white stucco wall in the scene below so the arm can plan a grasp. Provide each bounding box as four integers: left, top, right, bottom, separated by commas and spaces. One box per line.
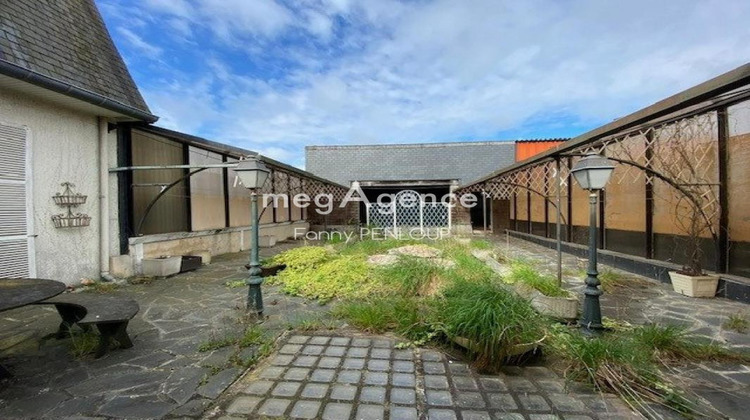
0, 88, 117, 285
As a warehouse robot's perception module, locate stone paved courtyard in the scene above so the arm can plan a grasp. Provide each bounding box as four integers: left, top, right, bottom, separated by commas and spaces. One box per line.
0, 241, 329, 419
1, 235, 750, 418
496, 235, 750, 419
209, 332, 638, 420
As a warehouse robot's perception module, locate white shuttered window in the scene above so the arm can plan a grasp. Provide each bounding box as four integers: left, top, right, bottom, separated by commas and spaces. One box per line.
0, 123, 32, 278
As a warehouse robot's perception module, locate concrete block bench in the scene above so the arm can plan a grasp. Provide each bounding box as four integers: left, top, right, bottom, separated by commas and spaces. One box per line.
35, 294, 139, 358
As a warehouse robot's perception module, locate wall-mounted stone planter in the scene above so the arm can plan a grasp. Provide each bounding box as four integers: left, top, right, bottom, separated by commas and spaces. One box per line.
142, 256, 182, 277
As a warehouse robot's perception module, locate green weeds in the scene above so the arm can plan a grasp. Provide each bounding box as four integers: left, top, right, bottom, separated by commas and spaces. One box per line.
722, 312, 750, 333
506, 262, 569, 297
548, 323, 743, 418
68, 330, 100, 358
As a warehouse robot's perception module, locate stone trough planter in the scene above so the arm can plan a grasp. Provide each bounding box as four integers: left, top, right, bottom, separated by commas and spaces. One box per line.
452, 334, 545, 360
528, 292, 579, 320
470, 249, 579, 321
142, 256, 182, 277
669, 271, 719, 298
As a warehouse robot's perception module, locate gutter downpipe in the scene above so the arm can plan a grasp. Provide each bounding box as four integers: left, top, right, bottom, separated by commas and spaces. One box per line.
99, 117, 114, 281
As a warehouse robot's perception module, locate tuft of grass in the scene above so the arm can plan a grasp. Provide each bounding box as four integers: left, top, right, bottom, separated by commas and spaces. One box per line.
68, 330, 100, 358
470, 239, 493, 250
548, 323, 741, 418
334, 297, 435, 342
198, 335, 236, 353
82, 281, 120, 294
238, 325, 267, 348
224, 279, 246, 288
288, 317, 339, 331
723, 313, 750, 333
437, 278, 546, 370
507, 262, 569, 297
376, 256, 445, 296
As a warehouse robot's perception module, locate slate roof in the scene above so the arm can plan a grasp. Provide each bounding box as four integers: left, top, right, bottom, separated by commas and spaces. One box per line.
306, 141, 519, 186
0, 0, 153, 119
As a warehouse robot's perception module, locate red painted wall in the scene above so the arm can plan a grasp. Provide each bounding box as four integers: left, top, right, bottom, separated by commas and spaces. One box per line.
515, 141, 563, 162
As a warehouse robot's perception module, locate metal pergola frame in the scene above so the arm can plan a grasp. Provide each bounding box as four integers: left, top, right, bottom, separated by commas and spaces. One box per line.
457, 63, 750, 281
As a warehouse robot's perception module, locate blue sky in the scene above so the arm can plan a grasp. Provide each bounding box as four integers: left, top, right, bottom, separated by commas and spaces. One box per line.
98, 0, 750, 168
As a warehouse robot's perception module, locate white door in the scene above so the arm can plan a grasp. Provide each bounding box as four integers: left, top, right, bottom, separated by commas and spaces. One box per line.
0, 122, 34, 278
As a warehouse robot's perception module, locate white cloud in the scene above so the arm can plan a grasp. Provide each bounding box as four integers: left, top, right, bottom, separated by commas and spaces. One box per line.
116, 27, 163, 59
113, 0, 750, 169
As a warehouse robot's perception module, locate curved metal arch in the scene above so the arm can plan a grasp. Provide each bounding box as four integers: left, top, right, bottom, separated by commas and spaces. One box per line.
563, 153, 719, 242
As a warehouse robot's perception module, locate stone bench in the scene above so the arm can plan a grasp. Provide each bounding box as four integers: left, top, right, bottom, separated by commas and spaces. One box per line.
35, 294, 139, 358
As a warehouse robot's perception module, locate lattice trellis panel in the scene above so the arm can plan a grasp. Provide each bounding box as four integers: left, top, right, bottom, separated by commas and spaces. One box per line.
289, 175, 302, 195
423, 202, 449, 227
367, 203, 394, 227
395, 190, 421, 227
274, 171, 289, 195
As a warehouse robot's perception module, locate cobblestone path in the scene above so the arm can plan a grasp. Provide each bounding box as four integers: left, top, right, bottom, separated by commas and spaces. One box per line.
211, 333, 638, 420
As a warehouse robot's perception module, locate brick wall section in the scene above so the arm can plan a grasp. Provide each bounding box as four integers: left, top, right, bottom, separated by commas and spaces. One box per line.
308, 201, 359, 227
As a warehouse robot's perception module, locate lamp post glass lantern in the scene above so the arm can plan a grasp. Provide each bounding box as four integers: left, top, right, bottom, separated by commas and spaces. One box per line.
234, 156, 270, 316
570, 154, 614, 334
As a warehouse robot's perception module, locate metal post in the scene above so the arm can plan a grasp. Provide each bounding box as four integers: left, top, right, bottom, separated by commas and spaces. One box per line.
482, 192, 488, 232
246, 192, 264, 316
555, 158, 562, 286
580, 192, 603, 334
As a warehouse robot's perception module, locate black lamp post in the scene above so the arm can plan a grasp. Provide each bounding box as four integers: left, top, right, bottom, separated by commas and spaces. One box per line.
570, 154, 615, 335
233, 155, 270, 316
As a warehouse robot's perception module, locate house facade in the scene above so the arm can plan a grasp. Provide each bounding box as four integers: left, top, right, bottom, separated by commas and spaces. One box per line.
0, 0, 346, 285
0, 0, 156, 284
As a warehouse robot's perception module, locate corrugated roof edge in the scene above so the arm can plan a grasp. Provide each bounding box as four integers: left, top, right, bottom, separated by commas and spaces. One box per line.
134, 124, 348, 189
0, 60, 158, 123
460, 62, 750, 189
306, 139, 552, 150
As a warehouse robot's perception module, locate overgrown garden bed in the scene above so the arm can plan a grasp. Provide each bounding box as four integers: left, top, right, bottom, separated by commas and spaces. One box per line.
263, 237, 748, 418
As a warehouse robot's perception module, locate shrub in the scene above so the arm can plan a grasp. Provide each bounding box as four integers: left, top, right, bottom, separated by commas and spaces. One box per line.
265, 246, 329, 271
337, 238, 419, 256
271, 254, 372, 303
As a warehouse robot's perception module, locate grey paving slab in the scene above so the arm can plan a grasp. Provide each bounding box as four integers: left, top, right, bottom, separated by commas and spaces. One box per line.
322, 402, 353, 419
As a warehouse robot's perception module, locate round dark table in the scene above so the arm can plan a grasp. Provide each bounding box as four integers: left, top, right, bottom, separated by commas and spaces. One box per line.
0, 278, 66, 378
0, 278, 66, 312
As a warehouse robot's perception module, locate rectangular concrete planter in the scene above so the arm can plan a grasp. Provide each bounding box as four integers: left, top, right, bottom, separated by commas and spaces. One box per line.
258, 235, 277, 248
142, 256, 182, 277
530, 294, 579, 320
188, 250, 211, 265
669, 271, 719, 297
